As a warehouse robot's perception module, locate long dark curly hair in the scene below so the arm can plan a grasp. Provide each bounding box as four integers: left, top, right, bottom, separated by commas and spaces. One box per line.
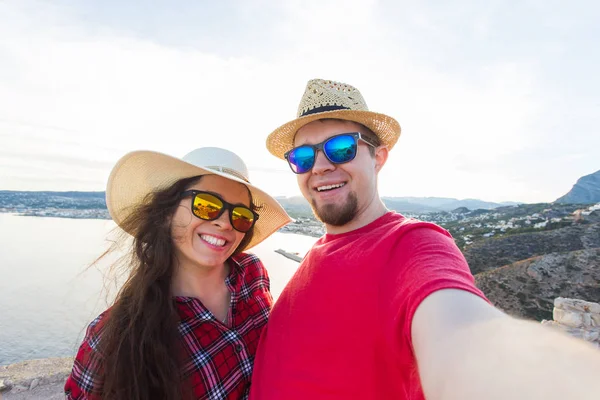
96, 175, 254, 400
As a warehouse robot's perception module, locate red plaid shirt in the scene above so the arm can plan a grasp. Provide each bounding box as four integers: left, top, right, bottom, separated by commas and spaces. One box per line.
65, 252, 273, 400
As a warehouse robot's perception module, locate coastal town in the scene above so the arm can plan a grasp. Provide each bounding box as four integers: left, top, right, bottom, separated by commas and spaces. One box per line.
430, 202, 600, 249
279, 201, 600, 249
2, 191, 598, 249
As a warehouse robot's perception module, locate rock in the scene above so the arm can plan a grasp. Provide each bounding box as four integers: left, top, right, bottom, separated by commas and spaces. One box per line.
29, 378, 40, 390
11, 384, 29, 393
0, 379, 12, 392
584, 330, 600, 342
555, 297, 600, 314
568, 327, 600, 344
554, 297, 600, 328
46, 372, 69, 384
554, 308, 585, 328
543, 297, 600, 347
526, 267, 540, 280
0, 357, 73, 398
4, 381, 66, 399
549, 323, 600, 341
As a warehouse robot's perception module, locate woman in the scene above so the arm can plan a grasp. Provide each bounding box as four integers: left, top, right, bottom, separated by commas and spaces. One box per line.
64, 147, 291, 400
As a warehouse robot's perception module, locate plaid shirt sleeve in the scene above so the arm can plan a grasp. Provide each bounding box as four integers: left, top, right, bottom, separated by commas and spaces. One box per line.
243, 253, 274, 313
64, 312, 107, 400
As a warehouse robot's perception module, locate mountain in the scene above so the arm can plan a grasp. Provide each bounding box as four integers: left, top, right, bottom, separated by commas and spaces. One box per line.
381, 196, 518, 212
475, 248, 600, 321
555, 169, 600, 204
274, 196, 313, 218
276, 196, 444, 215
436, 198, 519, 211
381, 198, 440, 213
382, 196, 458, 208
276, 195, 516, 215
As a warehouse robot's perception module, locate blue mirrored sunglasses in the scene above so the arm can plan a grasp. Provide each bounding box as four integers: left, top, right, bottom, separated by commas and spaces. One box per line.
284, 132, 377, 174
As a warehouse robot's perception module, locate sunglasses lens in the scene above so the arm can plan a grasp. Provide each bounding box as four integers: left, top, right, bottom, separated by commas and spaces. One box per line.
231, 206, 255, 232
324, 134, 357, 164
288, 146, 315, 174
192, 193, 223, 220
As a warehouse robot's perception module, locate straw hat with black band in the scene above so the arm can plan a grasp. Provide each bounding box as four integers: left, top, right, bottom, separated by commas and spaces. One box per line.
106, 147, 291, 251
266, 78, 401, 159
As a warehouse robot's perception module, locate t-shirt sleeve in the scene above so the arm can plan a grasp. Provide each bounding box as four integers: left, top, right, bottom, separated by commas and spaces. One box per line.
380, 225, 487, 355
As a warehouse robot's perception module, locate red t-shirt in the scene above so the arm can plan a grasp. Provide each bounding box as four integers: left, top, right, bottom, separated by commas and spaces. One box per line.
250, 212, 486, 399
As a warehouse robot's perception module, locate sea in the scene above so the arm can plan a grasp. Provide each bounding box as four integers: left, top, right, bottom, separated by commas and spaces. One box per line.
0, 213, 317, 366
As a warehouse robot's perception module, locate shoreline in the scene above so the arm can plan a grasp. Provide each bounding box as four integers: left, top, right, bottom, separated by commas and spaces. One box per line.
0, 357, 72, 396
0, 212, 325, 238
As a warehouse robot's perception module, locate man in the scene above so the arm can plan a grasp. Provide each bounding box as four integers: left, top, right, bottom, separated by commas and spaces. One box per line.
250, 79, 600, 400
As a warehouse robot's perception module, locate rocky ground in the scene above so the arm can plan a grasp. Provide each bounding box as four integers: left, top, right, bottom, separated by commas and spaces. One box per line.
464, 221, 600, 274
475, 248, 600, 321
0, 358, 72, 400
2, 382, 64, 399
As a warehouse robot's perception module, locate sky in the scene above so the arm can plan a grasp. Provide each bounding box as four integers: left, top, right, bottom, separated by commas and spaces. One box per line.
0, 0, 599, 203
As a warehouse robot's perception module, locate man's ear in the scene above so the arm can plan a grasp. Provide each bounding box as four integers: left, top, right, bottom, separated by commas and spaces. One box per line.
374, 145, 389, 173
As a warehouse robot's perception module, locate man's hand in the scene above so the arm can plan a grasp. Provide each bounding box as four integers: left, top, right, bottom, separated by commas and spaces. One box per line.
412, 289, 600, 400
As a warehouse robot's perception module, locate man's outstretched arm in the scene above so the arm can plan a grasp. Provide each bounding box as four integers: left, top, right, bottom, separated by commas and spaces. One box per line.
412, 289, 600, 400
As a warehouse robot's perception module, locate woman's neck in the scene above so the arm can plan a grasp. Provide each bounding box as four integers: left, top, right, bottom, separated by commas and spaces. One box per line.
171, 259, 230, 299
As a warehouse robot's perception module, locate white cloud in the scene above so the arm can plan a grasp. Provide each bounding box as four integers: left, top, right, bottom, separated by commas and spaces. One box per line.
0, 0, 598, 202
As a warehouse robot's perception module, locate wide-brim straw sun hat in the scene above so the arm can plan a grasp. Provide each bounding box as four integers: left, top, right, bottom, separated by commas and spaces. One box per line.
266, 78, 401, 159
106, 147, 291, 251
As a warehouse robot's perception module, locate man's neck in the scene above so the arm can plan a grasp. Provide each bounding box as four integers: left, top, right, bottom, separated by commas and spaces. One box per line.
324, 197, 389, 235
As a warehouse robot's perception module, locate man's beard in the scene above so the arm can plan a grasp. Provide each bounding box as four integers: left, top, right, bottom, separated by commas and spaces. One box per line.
311, 191, 358, 226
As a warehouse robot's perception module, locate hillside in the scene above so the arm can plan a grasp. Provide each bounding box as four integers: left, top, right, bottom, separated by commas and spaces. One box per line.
555, 169, 600, 204
475, 248, 600, 321
462, 220, 600, 274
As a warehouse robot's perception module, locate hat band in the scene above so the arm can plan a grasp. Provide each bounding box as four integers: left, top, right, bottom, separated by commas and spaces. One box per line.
300, 104, 350, 117
206, 166, 250, 183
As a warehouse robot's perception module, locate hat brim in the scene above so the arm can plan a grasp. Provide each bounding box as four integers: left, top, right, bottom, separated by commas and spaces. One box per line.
106, 150, 291, 251
266, 109, 401, 159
